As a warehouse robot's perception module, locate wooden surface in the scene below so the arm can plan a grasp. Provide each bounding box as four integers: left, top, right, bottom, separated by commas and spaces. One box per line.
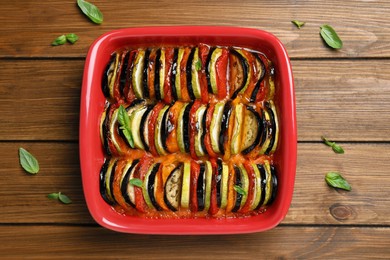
1, 0, 389, 258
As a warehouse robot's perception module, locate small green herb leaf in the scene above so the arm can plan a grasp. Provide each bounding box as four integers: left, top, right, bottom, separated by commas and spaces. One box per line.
129, 178, 143, 188
51, 35, 67, 46
19, 148, 39, 174
325, 172, 351, 191
58, 192, 72, 204
321, 136, 344, 154
47, 193, 60, 200
66, 33, 79, 44
48, 192, 72, 204
117, 105, 134, 148
233, 185, 247, 196
77, 0, 103, 24
291, 20, 305, 29
320, 24, 343, 49
195, 60, 202, 71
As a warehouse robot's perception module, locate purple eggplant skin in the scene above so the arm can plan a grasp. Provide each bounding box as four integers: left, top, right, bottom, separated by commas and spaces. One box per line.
102, 53, 116, 98
230, 49, 249, 99
139, 105, 154, 152
249, 53, 266, 102
119, 51, 130, 97
264, 101, 277, 155
154, 49, 162, 101
171, 48, 179, 101
147, 163, 163, 211
182, 102, 194, 153
186, 47, 196, 100
120, 159, 140, 207
197, 163, 206, 211
99, 159, 117, 206
161, 105, 171, 152
255, 164, 266, 210
142, 48, 151, 99
241, 106, 263, 155
205, 47, 216, 93
267, 165, 278, 206
216, 158, 223, 207
200, 104, 209, 155
101, 105, 111, 156
219, 101, 232, 155
231, 166, 242, 212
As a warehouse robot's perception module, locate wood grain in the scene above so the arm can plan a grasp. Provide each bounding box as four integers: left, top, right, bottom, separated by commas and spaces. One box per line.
0, 0, 389, 58
0, 225, 389, 259
1, 59, 389, 141
1, 142, 389, 225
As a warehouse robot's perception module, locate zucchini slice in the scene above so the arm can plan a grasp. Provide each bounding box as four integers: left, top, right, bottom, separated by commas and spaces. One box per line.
128, 105, 148, 150
102, 53, 118, 99
238, 164, 249, 209
209, 102, 225, 154
262, 160, 272, 206
154, 105, 170, 155
264, 101, 279, 155
204, 161, 213, 212
99, 158, 117, 205
174, 48, 185, 99
230, 103, 244, 155
241, 106, 262, 154
191, 47, 202, 99
139, 105, 153, 152
109, 107, 123, 154
180, 162, 191, 209
132, 49, 145, 99
259, 106, 272, 155
220, 160, 229, 209
208, 48, 223, 95
142, 48, 151, 99
194, 104, 207, 157
158, 48, 166, 100
142, 163, 162, 210
249, 163, 262, 211
120, 159, 140, 207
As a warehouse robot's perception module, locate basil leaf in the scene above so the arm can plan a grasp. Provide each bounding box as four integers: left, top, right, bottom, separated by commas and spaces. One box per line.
233, 185, 247, 196
19, 148, 39, 174
58, 192, 72, 204
117, 105, 134, 148
325, 172, 351, 191
77, 0, 103, 24
320, 24, 343, 49
129, 178, 143, 188
51, 35, 66, 46
66, 33, 79, 44
321, 136, 345, 154
47, 193, 60, 200
195, 60, 202, 71
291, 20, 305, 29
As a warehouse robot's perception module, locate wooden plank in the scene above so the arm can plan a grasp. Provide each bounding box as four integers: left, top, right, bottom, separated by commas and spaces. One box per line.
0, 225, 389, 258
0, 1, 390, 58
1, 59, 389, 141
1, 142, 389, 225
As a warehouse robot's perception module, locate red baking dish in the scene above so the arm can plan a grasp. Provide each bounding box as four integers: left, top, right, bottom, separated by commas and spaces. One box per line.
79, 26, 296, 234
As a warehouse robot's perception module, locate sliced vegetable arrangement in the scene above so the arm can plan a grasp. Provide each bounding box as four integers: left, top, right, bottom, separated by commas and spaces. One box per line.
100, 44, 279, 218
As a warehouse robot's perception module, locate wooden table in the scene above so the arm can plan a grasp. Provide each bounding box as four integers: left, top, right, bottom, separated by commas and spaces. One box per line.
1, 0, 389, 258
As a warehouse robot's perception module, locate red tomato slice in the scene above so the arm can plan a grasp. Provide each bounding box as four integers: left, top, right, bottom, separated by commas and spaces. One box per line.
189, 100, 202, 159
147, 102, 165, 156
190, 161, 200, 212
215, 48, 228, 100
133, 155, 153, 213
163, 47, 174, 104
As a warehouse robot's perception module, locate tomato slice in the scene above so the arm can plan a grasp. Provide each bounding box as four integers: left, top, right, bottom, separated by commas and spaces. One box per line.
239, 161, 256, 214
198, 44, 210, 103
147, 102, 165, 156
165, 101, 183, 153
189, 100, 202, 159
190, 161, 200, 212
215, 48, 228, 100
163, 47, 174, 104
133, 155, 153, 213
147, 49, 157, 101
